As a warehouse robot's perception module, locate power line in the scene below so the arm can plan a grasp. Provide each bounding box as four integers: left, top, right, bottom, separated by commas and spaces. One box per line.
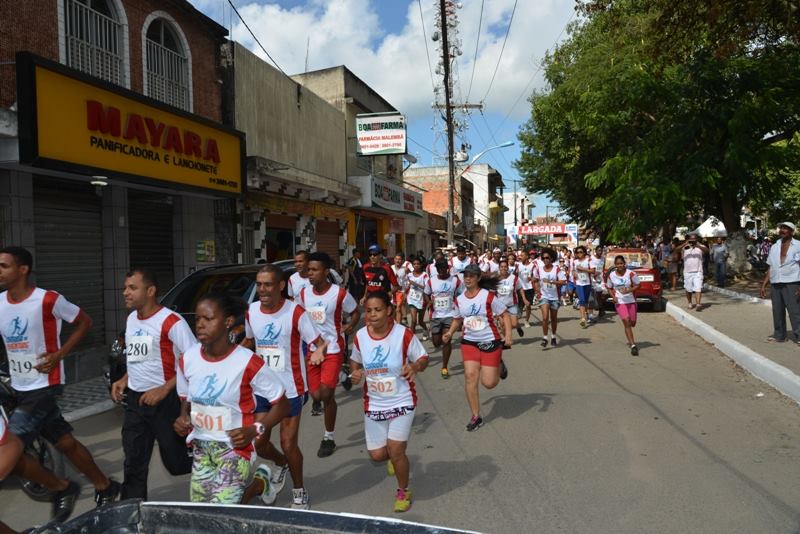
481, 0, 518, 103
226, 0, 287, 76
408, 135, 440, 157
465, 0, 484, 101
417, 0, 437, 93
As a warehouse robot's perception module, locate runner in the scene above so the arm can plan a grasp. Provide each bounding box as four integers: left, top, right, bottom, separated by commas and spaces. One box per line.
606, 255, 642, 356
346, 248, 366, 304
571, 246, 596, 328
517, 249, 537, 327
590, 246, 606, 321
391, 254, 409, 325
0, 247, 120, 508
349, 291, 428, 513
535, 249, 568, 347
405, 258, 430, 341
497, 259, 526, 340
480, 248, 502, 276
298, 253, 359, 458
506, 252, 519, 276
287, 250, 312, 300
111, 268, 195, 499
449, 245, 472, 280
424, 259, 461, 379
362, 245, 398, 305
243, 264, 327, 509
426, 251, 445, 278
443, 264, 511, 431
173, 293, 289, 504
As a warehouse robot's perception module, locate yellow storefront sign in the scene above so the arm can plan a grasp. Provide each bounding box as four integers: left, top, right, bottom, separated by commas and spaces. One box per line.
17, 53, 244, 194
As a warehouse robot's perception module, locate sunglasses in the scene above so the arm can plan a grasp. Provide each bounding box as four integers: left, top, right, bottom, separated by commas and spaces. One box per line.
369, 252, 379, 256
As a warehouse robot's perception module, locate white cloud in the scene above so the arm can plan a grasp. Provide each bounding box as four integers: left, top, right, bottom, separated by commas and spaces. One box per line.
210, 0, 574, 123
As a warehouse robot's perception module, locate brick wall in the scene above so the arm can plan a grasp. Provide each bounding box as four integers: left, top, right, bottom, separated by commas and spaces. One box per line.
0, 0, 224, 122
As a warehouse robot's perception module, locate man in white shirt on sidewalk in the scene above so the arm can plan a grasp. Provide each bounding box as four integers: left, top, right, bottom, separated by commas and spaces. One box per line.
679, 232, 709, 310
760, 222, 800, 344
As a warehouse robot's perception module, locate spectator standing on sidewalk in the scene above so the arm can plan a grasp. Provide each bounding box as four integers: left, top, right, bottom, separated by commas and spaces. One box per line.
667, 237, 681, 290
760, 222, 800, 344
710, 237, 730, 287
679, 232, 709, 309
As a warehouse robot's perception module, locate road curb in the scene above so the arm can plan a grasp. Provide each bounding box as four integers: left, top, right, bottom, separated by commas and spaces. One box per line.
703, 283, 771, 307
666, 301, 800, 406
63, 399, 119, 423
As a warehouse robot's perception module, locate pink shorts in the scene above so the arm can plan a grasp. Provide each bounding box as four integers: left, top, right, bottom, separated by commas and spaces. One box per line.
615, 302, 637, 325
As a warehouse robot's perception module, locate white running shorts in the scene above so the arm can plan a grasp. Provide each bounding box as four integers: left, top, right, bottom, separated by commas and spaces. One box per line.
684, 271, 703, 293
364, 411, 415, 450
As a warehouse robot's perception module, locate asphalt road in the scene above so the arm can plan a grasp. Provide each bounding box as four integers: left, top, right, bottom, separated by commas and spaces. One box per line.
2, 305, 800, 533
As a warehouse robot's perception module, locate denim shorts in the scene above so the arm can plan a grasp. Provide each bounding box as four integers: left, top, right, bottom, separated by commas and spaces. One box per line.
540, 298, 561, 310
8, 386, 73, 447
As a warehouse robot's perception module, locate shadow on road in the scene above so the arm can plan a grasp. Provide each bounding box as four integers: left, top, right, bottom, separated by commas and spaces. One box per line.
482, 393, 555, 422
408, 453, 499, 501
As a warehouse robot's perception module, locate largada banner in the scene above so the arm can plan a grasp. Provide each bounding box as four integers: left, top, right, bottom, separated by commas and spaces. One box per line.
355, 113, 406, 156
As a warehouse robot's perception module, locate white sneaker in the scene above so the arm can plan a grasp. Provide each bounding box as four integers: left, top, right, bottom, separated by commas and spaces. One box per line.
270, 463, 290, 496
524, 321, 532, 328
291, 488, 310, 510
252, 464, 278, 505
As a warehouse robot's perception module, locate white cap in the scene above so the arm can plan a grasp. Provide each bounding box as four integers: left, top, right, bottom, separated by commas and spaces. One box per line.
778, 221, 797, 232
492, 247, 502, 253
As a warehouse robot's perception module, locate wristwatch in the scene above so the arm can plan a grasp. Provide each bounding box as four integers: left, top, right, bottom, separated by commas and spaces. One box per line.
253, 422, 265, 437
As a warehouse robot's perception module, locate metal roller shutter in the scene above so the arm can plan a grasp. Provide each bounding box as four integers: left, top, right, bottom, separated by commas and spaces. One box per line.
33, 178, 105, 348
128, 191, 174, 293
316, 220, 339, 265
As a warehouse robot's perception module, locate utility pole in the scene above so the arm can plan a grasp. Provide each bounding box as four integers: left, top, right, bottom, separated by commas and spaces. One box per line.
440, 0, 456, 247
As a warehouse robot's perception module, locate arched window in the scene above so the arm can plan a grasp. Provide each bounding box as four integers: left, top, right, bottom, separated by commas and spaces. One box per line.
63, 0, 126, 85
144, 16, 191, 111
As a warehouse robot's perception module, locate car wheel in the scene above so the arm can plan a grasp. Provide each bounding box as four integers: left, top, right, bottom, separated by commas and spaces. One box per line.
651, 298, 665, 313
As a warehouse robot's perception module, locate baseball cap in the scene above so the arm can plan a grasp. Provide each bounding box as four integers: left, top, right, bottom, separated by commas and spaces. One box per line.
778, 221, 797, 232
492, 247, 502, 253
368, 244, 381, 254
463, 263, 482, 276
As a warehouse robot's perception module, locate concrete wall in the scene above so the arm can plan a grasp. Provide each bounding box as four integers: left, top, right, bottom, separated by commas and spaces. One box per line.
233, 43, 346, 185
404, 168, 475, 226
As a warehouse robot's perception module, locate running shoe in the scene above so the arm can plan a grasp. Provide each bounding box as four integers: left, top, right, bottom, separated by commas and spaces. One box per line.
317, 438, 336, 458
630, 345, 639, 356
550, 337, 558, 347
387, 460, 395, 476
466, 415, 484, 432
291, 488, 310, 510
94, 479, 120, 507
516, 326, 524, 337
441, 367, 449, 379
422, 334, 429, 341
52, 480, 80, 523
499, 360, 508, 380
580, 319, 587, 329
394, 488, 413, 513
524, 321, 532, 328
541, 338, 548, 348
311, 400, 323, 416
270, 463, 290, 496
253, 464, 278, 505
765, 336, 786, 343
340, 368, 353, 391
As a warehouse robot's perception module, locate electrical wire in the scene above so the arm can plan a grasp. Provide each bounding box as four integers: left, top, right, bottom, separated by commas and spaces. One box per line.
226, 0, 287, 76
465, 0, 484, 101
481, 0, 518, 103
417, 0, 437, 94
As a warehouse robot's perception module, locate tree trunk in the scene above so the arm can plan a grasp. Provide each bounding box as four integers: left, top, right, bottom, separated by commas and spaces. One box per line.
725, 231, 752, 275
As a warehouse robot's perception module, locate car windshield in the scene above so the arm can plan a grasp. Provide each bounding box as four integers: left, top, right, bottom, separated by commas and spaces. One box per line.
604, 251, 653, 270
161, 271, 257, 316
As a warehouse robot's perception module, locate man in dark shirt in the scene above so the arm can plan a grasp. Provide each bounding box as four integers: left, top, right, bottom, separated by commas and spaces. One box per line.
361, 244, 398, 304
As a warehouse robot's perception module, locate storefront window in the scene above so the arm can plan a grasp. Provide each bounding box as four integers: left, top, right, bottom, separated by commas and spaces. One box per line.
355, 216, 378, 255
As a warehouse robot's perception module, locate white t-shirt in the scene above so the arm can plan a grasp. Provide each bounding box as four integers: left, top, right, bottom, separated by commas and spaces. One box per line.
517, 261, 535, 290
177, 344, 284, 457
297, 284, 356, 355
391, 265, 409, 291
405, 272, 429, 309
350, 323, 428, 412
424, 275, 461, 319
287, 272, 311, 299
453, 289, 507, 343
125, 307, 196, 393
572, 258, 593, 286
606, 270, 641, 305
481, 260, 501, 274
245, 299, 322, 398
0, 288, 80, 391
536, 266, 567, 301
496, 275, 522, 308
682, 246, 704, 273
449, 256, 472, 275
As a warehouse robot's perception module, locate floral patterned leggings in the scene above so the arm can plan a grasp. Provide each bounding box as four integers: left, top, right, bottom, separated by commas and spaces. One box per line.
190, 440, 253, 504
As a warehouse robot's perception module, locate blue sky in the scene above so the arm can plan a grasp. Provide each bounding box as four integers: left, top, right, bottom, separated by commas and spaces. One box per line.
190, 0, 576, 220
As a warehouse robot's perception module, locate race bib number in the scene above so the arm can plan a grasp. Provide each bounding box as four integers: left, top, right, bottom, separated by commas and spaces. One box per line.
464, 315, 487, 331
434, 295, 452, 311
191, 405, 232, 439
577, 272, 590, 283
408, 288, 423, 303
8, 352, 40, 380
126, 335, 154, 363
256, 346, 286, 371
498, 285, 511, 296
367, 376, 397, 398
543, 281, 555, 290
307, 305, 326, 325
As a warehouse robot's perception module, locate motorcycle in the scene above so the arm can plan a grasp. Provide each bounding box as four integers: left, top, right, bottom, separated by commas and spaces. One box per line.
105, 332, 127, 407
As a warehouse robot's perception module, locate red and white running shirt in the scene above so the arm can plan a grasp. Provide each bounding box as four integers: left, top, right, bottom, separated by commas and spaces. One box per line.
0, 288, 80, 391
453, 289, 507, 343
405, 271, 429, 309
125, 307, 197, 393
245, 299, 321, 398
350, 323, 428, 412
536, 265, 567, 301
391, 265, 409, 291
480, 260, 501, 274
176, 344, 284, 458
287, 272, 311, 299
496, 274, 523, 308
424, 275, 461, 319
298, 284, 356, 355
0, 406, 8, 445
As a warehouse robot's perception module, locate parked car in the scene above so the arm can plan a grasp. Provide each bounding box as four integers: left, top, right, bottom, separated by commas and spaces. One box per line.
600, 248, 665, 312
107, 261, 296, 396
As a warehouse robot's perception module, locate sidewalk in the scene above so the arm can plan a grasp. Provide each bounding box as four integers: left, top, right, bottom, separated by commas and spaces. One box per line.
663, 288, 800, 403
60, 376, 119, 422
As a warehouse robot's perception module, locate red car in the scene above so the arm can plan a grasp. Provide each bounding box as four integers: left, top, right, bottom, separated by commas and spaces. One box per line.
601, 248, 664, 311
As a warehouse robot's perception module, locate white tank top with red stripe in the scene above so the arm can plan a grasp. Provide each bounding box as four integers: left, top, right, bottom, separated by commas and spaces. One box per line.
0, 288, 80, 391
453, 288, 507, 343
125, 307, 197, 393
298, 284, 357, 355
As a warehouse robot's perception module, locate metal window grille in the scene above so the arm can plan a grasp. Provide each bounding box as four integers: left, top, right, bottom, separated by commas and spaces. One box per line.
145, 38, 189, 111
64, 0, 123, 85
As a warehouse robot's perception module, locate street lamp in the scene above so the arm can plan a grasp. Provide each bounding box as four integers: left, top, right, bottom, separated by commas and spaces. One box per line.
448, 140, 514, 247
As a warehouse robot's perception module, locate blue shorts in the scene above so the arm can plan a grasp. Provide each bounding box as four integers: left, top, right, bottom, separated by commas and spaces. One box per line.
255, 393, 308, 418
8, 386, 73, 447
566, 282, 576, 292
540, 298, 561, 310
575, 285, 592, 306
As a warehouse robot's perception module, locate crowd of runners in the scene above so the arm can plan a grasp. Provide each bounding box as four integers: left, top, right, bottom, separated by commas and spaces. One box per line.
0, 240, 649, 531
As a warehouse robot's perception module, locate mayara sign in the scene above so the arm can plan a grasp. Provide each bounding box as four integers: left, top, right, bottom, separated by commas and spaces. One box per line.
355, 112, 407, 156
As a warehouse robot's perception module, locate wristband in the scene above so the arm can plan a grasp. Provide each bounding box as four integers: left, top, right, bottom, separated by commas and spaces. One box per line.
253, 422, 265, 437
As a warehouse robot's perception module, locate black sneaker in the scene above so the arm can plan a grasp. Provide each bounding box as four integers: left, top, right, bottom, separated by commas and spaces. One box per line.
317, 438, 336, 458
550, 337, 558, 347
541, 338, 548, 348
94, 478, 121, 508
466, 416, 484, 432
516, 326, 524, 337
630, 345, 639, 356
52, 480, 80, 522
311, 400, 323, 416
499, 360, 508, 380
